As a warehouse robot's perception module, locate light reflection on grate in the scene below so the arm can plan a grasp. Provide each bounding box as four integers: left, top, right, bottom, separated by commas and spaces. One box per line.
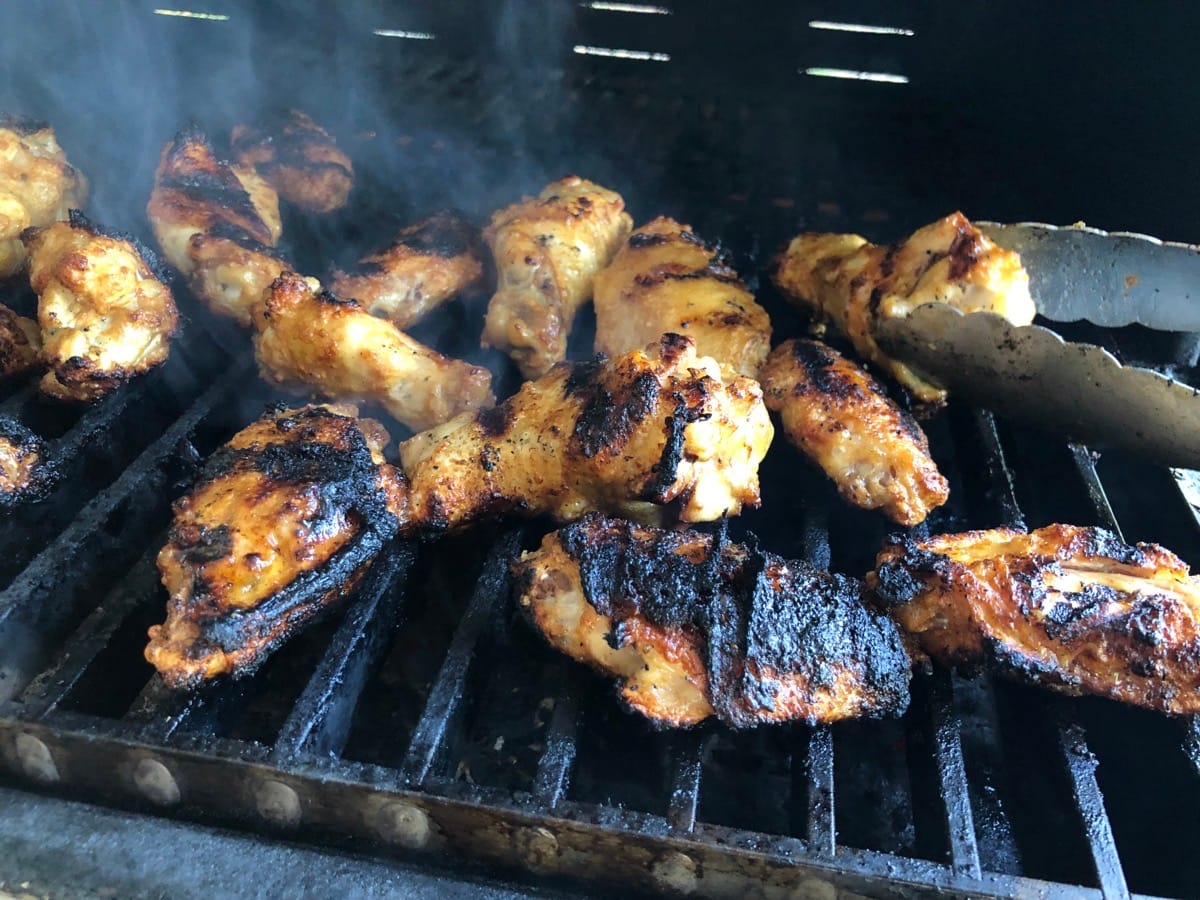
581, 2, 671, 14
808, 20, 914, 37
802, 67, 908, 84
573, 45, 670, 62
374, 29, 436, 40
152, 9, 229, 21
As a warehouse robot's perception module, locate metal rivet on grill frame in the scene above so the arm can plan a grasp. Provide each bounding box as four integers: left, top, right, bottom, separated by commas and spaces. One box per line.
374, 801, 433, 849
515, 826, 559, 871
14, 732, 59, 783
649, 851, 698, 895
255, 779, 302, 828
132, 757, 180, 806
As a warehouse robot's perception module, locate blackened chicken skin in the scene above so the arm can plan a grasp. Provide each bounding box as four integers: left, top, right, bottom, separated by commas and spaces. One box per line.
330, 211, 484, 329
871, 524, 1200, 715
0, 417, 53, 510
0, 302, 41, 378
594, 217, 771, 378
146, 404, 405, 689
254, 273, 494, 433
231, 109, 353, 214
772, 212, 1036, 403
25, 212, 178, 402
759, 339, 948, 526
482, 176, 632, 379
398, 334, 773, 534
515, 514, 911, 728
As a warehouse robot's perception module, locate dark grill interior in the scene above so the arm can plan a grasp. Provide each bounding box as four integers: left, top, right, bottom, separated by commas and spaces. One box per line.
3, 2, 1200, 897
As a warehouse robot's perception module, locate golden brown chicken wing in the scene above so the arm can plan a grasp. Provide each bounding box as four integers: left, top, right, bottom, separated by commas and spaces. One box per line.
481, 176, 632, 378
24, 212, 178, 402
329, 211, 484, 330
231, 109, 353, 214
398, 333, 772, 535
594, 218, 771, 378
759, 339, 948, 525
0, 302, 41, 378
515, 514, 911, 728
870, 524, 1200, 714
254, 272, 494, 433
0, 417, 53, 510
772, 212, 1036, 404
0, 114, 88, 279
146, 404, 405, 689
146, 125, 285, 326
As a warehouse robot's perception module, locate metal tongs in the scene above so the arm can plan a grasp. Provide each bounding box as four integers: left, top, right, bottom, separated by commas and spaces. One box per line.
873, 222, 1200, 468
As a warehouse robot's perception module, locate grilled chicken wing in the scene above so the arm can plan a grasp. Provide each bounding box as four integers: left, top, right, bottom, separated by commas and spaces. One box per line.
594, 218, 771, 378
254, 272, 494, 433
146, 404, 405, 689
231, 109, 353, 214
760, 339, 948, 525
398, 334, 772, 535
0, 417, 53, 510
481, 176, 632, 378
0, 302, 41, 378
870, 524, 1200, 714
0, 114, 88, 279
515, 514, 911, 728
330, 211, 484, 329
146, 125, 285, 326
24, 212, 178, 402
772, 213, 1036, 404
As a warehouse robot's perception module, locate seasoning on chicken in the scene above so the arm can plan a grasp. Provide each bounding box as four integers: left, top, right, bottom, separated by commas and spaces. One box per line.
231, 109, 353, 214
24, 212, 178, 402
146, 404, 405, 689
0, 302, 42, 378
771, 212, 1036, 404
146, 125, 285, 326
0, 114, 88, 279
481, 176, 632, 379
330, 211, 484, 329
515, 514, 911, 728
759, 339, 948, 526
398, 333, 772, 535
0, 417, 54, 510
870, 523, 1200, 715
594, 218, 771, 378
254, 272, 494, 433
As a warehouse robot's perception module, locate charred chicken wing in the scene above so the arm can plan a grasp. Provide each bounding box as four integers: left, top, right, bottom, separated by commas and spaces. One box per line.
146, 404, 405, 689
0, 302, 41, 378
515, 514, 911, 728
760, 339, 948, 525
398, 333, 772, 534
594, 218, 771, 378
0, 417, 53, 510
231, 109, 354, 214
254, 272, 494, 433
24, 212, 178, 402
772, 212, 1036, 403
330, 211, 484, 329
870, 524, 1200, 714
481, 176, 632, 378
0, 114, 88, 279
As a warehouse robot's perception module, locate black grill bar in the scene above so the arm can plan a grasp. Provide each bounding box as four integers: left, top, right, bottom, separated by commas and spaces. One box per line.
666, 729, 706, 832
1068, 446, 1122, 538
922, 668, 981, 877
531, 664, 580, 809
800, 725, 836, 856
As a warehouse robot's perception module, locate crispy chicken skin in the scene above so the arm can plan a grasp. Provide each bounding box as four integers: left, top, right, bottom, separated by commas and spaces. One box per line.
515, 514, 911, 728
0, 417, 53, 510
24, 212, 178, 402
398, 334, 772, 534
760, 339, 948, 525
146, 404, 405, 689
870, 524, 1200, 714
0, 302, 41, 378
481, 176, 633, 378
594, 218, 771, 378
146, 125, 284, 325
0, 114, 88, 279
231, 109, 353, 214
254, 272, 494, 433
330, 211, 484, 329
772, 212, 1036, 403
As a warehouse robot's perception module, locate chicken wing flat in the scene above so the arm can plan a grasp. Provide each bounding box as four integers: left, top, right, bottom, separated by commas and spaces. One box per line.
398, 333, 772, 535
329, 211, 484, 329
146, 125, 285, 325
482, 176, 632, 378
146, 404, 405, 689
0, 417, 53, 510
870, 524, 1200, 714
254, 272, 494, 433
231, 109, 353, 214
760, 339, 948, 526
771, 213, 1036, 404
594, 217, 771, 378
0, 114, 88, 280
0, 302, 41, 378
24, 212, 178, 402
515, 514, 910, 728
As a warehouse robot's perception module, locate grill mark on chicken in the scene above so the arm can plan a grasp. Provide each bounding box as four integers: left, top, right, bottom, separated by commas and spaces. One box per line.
230, 109, 353, 214
0, 113, 48, 135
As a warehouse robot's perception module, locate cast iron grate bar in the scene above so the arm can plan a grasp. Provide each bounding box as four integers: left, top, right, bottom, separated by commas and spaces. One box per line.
531, 662, 580, 809
922, 668, 981, 877
400, 527, 524, 785
666, 728, 706, 832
